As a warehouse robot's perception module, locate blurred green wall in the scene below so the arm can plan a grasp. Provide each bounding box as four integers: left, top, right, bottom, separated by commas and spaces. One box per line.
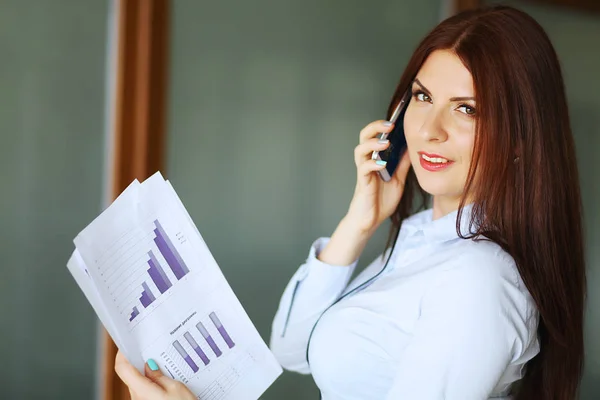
0, 1, 108, 399
164, 1, 442, 398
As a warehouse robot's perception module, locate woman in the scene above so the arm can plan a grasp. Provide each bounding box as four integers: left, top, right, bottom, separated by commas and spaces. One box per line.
115, 5, 586, 400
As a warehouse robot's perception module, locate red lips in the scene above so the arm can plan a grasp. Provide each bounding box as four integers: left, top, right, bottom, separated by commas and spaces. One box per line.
418, 152, 454, 172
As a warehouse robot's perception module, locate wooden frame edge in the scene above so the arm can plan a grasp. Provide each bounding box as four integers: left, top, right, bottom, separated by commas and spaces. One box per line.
102, 1, 171, 399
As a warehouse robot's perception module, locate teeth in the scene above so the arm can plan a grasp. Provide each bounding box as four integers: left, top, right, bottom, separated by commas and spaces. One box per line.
421, 154, 449, 164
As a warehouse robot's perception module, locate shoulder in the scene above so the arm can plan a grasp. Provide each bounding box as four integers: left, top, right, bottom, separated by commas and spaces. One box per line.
429, 237, 538, 340
447, 236, 522, 288
437, 239, 528, 300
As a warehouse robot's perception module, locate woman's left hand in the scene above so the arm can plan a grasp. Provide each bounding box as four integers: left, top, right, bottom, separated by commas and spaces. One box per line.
115, 350, 197, 400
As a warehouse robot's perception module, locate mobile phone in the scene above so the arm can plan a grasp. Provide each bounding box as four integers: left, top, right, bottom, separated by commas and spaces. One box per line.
371, 90, 411, 182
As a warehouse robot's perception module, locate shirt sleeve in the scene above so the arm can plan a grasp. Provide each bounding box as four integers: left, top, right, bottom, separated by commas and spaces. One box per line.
269, 237, 360, 374
385, 254, 534, 400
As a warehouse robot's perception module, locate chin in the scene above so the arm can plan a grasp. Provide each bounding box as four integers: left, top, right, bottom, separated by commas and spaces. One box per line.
414, 174, 461, 198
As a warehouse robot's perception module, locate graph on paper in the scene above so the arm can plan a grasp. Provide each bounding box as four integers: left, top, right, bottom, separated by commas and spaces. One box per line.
161, 311, 237, 380
128, 219, 191, 322
98, 218, 192, 325
69, 172, 283, 400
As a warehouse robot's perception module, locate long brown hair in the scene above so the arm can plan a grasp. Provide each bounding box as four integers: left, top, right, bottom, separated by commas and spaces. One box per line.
384, 5, 586, 399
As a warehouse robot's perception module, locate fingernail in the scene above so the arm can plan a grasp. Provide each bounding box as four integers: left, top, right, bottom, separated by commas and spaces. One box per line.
147, 359, 159, 371
382, 121, 393, 127
378, 139, 389, 144
376, 160, 387, 166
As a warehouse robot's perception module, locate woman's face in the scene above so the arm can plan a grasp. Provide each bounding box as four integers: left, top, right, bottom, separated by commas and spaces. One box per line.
403, 50, 477, 204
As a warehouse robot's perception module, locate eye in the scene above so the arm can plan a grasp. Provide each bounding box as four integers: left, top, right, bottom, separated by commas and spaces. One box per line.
413, 90, 431, 103
457, 104, 476, 116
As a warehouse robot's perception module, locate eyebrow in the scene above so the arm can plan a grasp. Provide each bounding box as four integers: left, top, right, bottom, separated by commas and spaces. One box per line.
413, 78, 475, 102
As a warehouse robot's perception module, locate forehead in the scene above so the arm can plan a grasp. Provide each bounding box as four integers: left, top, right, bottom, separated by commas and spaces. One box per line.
415, 50, 474, 97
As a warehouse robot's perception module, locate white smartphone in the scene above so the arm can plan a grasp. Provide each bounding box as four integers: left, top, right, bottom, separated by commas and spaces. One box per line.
371, 90, 411, 181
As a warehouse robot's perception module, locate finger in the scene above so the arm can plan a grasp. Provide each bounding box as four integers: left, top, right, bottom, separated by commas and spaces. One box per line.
357, 159, 387, 185
145, 359, 181, 391
359, 120, 394, 144
114, 351, 164, 398
392, 150, 412, 187
354, 138, 390, 167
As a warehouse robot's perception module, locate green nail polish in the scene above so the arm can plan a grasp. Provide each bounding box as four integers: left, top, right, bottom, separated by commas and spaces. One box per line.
376, 160, 387, 166
147, 359, 159, 371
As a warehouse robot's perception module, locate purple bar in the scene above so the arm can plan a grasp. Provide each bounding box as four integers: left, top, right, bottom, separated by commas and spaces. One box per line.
217, 326, 235, 348
129, 306, 139, 322
140, 291, 152, 308
147, 251, 172, 294
153, 220, 189, 280
209, 312, 235, 349
184, 332, 210, 365
173, 340, 199, 373
196, 322, 222, 357
154, 220, 189, 274
193, 346, 210, 366
184, 355, 199, 373
205, 336, 222, 357
147, 259, 169, 294
139, 282, 155, 308
142, 282, 156, 302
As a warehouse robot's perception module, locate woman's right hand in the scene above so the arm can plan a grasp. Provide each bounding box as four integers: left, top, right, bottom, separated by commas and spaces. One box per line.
114, 351, 197, 400
346, 120, 412, 235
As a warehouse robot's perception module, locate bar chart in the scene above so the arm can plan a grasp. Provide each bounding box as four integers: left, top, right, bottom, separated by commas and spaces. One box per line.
126, 219, 191, 323
168, 311, 236, 375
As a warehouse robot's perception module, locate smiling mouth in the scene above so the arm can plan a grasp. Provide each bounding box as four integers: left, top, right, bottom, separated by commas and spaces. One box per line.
419, 152, 452, 164
421, 154, 449, 164
418, 152, 454, 171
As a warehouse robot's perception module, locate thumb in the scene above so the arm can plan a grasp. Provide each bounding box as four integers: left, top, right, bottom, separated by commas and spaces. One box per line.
114, 351, 164, 398
145, 359, 180, 391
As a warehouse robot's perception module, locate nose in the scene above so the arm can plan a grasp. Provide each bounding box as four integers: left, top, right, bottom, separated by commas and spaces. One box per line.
419, 108, 449, 143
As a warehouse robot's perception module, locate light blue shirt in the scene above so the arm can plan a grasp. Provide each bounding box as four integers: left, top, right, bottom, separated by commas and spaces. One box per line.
270, 204, 540, 400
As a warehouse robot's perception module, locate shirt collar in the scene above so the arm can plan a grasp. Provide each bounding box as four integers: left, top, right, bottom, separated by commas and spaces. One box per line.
402, 202, 478, 243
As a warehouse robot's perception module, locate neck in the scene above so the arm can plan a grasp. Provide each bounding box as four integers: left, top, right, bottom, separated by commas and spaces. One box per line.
431, 195, 470, 221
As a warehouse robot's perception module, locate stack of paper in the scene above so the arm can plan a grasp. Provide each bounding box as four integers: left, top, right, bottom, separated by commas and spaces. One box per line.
67, 172, 282, 400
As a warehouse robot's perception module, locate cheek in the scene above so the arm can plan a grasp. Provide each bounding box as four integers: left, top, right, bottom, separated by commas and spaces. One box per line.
403, 107, 426, 170
456, 134, 476, 165
403, 104, 422, 144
